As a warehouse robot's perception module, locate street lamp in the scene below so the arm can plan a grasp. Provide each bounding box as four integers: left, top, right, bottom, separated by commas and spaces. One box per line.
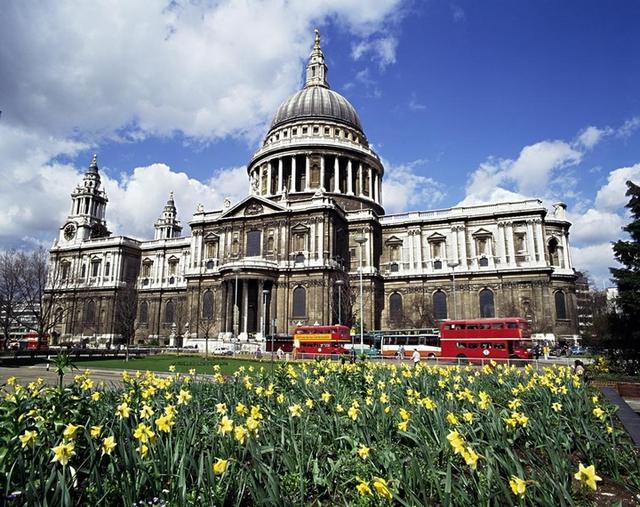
232, 267, 241, 344
262, 288, 270, 360
448, 261, 460, 319
335, 279, 344, 325
354, 234, 368, 353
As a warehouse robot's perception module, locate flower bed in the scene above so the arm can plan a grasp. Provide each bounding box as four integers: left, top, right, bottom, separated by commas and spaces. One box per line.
1, 362, 639, 505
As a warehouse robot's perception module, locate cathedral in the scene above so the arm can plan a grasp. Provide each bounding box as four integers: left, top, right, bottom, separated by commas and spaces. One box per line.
47, 31, 580, 348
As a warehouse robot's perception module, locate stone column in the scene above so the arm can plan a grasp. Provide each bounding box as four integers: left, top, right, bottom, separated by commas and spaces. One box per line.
450, 227, 459, 265
457, 226, 467, 270
290, 156, 297, 193
334, 156, 340, 193
497, 223, 507, 266
561, 232, 570, 269
267, 161, 273, 196
415, 229, 423, 270
277, 158, 283, 194
534, 219, 545, 264
468, 234, 477, 269
242, 280, 249, 334
198, 232, 204, 269
317, 218, 324, 261
305, 154, 311, 191
408, 232, 415, 270
506, 222, 516, 267
368, 167, 373, 198
259, 164, 264, 196
257, 280, 264, 337
320, 155, 325, 190
526, 220, 536, 264
358, 163, 364, 196
347, 159, 354, 195
373, 173, 379, 202
309, 220, 316, 260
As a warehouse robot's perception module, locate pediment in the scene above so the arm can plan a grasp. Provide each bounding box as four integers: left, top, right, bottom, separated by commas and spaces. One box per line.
472, 228, 493, 237
204, 232, 220, 241
220, 195, 286, 219
291, 222, 310, 233
427, 232, 446, 241
384, 235, 403, 246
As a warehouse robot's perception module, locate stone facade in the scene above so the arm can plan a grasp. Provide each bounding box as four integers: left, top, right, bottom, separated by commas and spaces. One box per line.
46, 32, 579, 347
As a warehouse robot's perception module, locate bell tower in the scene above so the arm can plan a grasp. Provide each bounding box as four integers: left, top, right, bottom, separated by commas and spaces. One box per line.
59, 154, 110, 244
154, 192, 182, 239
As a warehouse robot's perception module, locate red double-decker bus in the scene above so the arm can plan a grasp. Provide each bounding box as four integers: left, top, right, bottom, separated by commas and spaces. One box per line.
439, 318, 533, 361
292, 325, 350, 357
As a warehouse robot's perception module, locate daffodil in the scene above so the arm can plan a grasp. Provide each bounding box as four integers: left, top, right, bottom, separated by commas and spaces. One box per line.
250, 405, 263, 420
133, 423, 155, 444
116, 402, 130, 419
90, 425, 103, 438
101, 436, 117, 456
91, 391, 102, 401
551, 402, 562, 412
446, 412, 459, 425
155, 414, 174, 433
235, 403, 248, 415
19, 430, 38, 448
234, 425, 248, 444
574, 463, 602, 491
462, 412, 475, 423
63, 423, 81, 440
137, 444, 149, 458
216, 403, 227, 415
347, 406, 359, 421
218, 415, 234, 434
509, 476, 526, 497
189, 368, 196, 376
593, 407, 605, 420
356, 480, 372, 496
397, 420, 408, 431
289, 404, 303, 417
213, 458, 228, 475
51, 442, 75, 466
169, 365, 176, 372
357, 445, 370, 459
177, 389, 192, 405
372, 477, 393, 500
321, 392, 332, 403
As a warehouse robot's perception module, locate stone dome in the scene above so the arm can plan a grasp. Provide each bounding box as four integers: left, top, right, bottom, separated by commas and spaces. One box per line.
270, 86, 363, 132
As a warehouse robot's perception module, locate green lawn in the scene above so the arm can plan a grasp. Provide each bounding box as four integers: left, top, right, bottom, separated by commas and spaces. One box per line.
74, 354, 274, 376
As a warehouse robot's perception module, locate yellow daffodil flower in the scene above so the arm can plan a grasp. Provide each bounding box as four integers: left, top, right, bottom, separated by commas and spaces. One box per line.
357, 445, 370, 459
509, 476, 526, 497
551, 402, 562, 412
90, 425, 103, 438
213, 458, 228, 475
356, 480, 372, 496
372, 477, 393, 500
218, 415, 234, 434
19, 430, 38, 448
116, 402, 130, 419
234, 425, 248, 444
63, 423, 81, 440
101, 436, 117, 456
347, 406, 359, 421
321, 392, 332, 403
574, 463, 602, 491
177, 389, 192, 405
289, 404, 303, 417
51, 442, 75, 466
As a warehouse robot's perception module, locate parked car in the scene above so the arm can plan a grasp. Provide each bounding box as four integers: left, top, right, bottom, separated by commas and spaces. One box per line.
212, 346, 233, 356
570, 346, 587, 356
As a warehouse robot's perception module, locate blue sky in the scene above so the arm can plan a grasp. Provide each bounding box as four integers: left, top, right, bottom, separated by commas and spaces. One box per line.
1, 0, 639, 286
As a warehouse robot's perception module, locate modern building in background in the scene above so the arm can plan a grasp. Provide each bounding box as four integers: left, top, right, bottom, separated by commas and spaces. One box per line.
46, 32, 580, 347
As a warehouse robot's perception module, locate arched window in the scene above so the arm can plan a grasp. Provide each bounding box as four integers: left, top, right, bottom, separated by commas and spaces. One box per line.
389, 293, 403, 325
433, 291, 448, 320
433, 260, 442, 270
203, 291, 214, 320
295, 253, 305, 264
165, 300, 175, 323
555, 291, 567, 320
139, 301, 148, 324
84, 300, 96, 324
292, 287, 306, 318
389, 262, 399, 273
548, 238, 560, 266
479, 289, 495, 318
479, 257, 489, 267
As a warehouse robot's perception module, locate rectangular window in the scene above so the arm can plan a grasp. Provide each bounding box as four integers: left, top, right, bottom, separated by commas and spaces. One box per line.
246, 230, 262, 257
91, 261, 100, 277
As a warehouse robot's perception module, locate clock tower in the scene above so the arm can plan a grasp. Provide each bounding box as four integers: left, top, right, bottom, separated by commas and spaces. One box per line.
59, 154, 111, 245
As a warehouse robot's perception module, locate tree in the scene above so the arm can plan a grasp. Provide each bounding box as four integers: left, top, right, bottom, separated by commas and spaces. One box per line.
19, 248, 70, 342
400, 294, 437, 329
0, 250, 21, 349
115, 283, 139, 360
608, 180, 640, 374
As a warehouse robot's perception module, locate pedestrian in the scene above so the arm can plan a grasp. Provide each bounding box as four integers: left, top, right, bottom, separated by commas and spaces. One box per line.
46, 354, 51, 371
534, 345, 540, 360
350, 347, 356, 364
398, 345, 405, 360
411, 348, 421, 367
543, 345, 550, 360
573, 359, 585, 377
276, 347, 284, 360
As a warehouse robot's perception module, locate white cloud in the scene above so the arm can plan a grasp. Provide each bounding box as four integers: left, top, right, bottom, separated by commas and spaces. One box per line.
571, 242, 618, 288
459, 140, 581, 206
594, 163, 640, 211
1, 0, 405, 142
568, 208, 625, 245
351, 36, 399, 69
382, 159, 446, 213
577, 126, 611, 149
